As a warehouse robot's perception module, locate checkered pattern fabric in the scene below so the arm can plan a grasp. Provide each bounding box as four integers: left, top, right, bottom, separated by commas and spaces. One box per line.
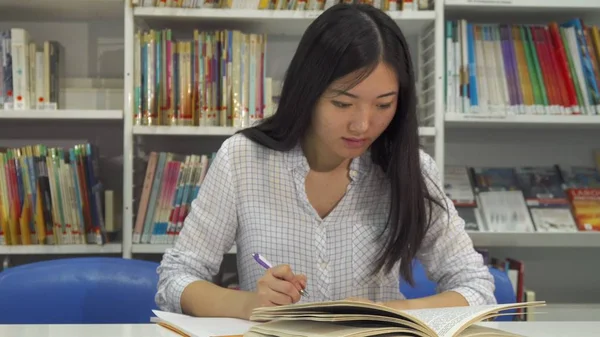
155, 134, 496, 313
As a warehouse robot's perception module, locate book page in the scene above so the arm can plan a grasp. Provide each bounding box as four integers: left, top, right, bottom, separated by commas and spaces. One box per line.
247, 320, 417, 337
401, 305, 519, 337
250, 300, 544, 337
153, 310, 256, 337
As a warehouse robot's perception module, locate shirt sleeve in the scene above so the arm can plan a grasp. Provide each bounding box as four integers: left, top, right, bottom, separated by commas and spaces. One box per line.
155, 137, 237, 313
415, 150, 497, 306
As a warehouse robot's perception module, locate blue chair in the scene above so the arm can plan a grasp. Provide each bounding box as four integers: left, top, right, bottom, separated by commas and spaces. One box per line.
400, 260, 517, 321
0, 257, 160, 324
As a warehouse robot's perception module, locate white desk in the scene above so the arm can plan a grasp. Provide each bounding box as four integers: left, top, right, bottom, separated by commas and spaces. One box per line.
0, 322, 598, 337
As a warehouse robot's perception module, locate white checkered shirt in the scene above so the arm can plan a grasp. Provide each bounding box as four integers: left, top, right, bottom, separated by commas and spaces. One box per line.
155, 134, 496, 313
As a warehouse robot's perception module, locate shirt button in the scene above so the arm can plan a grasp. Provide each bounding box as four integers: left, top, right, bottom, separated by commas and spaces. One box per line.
349, 170, 358, 179
319, 262, 328, 269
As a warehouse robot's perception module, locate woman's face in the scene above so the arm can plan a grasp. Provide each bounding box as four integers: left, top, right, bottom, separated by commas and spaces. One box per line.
310, 61, 399, 162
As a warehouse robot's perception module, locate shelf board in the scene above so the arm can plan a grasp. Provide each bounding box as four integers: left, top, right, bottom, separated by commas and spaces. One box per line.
132, 244, 237, 255
0, 109, 123, 120
0, 243, 122, 255
133, 8, 435, 36
445, 114, 600, 129
0, 0, 123, 21
134, 125, 435, 136
468, 232, 600, 248
133, 125, 239, 136
445, 0, 600, 11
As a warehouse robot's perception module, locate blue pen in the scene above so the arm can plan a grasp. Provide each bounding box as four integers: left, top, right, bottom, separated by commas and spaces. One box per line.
252, 253, 309, 298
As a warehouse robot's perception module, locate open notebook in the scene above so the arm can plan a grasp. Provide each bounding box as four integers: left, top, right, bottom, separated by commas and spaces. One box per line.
153, 300, 545, 337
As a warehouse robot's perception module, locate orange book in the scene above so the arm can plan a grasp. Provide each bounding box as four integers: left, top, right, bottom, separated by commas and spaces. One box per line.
567, 188, 600, 231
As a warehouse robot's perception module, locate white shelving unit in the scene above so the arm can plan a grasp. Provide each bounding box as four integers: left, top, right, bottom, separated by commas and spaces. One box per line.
2, 0, 599, 308
0, 0, 125, 260
123, 2, 443, 261
122, 0, 600, 306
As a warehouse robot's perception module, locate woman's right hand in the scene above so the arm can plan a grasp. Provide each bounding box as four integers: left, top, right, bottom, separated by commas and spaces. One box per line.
244, 264, 307, 316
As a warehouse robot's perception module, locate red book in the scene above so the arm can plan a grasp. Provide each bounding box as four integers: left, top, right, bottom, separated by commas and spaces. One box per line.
531, 26, 557, 110
542, 26, 570, 112
548, 22, 580, 114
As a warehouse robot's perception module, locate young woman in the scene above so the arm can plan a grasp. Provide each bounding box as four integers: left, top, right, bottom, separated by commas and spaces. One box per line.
155, 3, 495, 319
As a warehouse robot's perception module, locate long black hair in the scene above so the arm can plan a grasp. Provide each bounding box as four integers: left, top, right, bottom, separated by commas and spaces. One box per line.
239, 3, 445, 285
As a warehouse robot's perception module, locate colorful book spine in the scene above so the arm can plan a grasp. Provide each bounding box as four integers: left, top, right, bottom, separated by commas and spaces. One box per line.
446, 19, 600, 116
0, 144, 108, 246
133, 151, 215, 244
134, 28, 271, 128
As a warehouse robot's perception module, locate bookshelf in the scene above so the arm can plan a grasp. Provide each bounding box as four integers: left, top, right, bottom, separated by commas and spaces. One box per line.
121, 0, 600, 309
1, 0, 599, 317
123, 1, 443, 262
0, 0, 125, 262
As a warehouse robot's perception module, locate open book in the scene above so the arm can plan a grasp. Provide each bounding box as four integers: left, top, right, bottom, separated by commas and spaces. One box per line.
244, 300, 546, 337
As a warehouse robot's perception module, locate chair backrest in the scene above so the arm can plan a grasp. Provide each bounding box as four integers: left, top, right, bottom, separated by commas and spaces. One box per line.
0, 257, 159, 324
400, 260, 517, 321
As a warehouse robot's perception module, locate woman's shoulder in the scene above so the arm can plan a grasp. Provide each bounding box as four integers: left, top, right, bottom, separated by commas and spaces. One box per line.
418, 149, 438, 175
221, 132, 281, 166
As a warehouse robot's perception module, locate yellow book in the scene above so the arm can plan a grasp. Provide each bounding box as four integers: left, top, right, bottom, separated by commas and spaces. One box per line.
19, 197, 32, 245
591, 26, 600, 73
512, 26, 534, 111
34, 183, 46, 244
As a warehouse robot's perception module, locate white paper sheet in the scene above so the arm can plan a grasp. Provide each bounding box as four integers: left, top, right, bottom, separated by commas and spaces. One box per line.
153, 310, 257, 337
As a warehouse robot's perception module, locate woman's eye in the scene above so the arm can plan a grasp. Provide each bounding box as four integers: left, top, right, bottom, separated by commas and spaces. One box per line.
332, 101, 351, 108
377, 103, 392, 109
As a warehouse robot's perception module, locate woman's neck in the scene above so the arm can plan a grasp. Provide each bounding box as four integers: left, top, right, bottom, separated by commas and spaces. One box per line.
301, 135, 350, 173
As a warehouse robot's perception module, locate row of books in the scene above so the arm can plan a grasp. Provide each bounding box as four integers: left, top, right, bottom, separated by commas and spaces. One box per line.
0, 29, 60, 111
445, 156, 600, 233
0, 144, 109, 246
445, 19, 600, 116
132, 151, 215, 244
131, 0, 434, 11
134, 28, 275, 127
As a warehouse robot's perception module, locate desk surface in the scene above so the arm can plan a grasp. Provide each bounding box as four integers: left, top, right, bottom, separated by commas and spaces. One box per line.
0, 322, 599, 337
